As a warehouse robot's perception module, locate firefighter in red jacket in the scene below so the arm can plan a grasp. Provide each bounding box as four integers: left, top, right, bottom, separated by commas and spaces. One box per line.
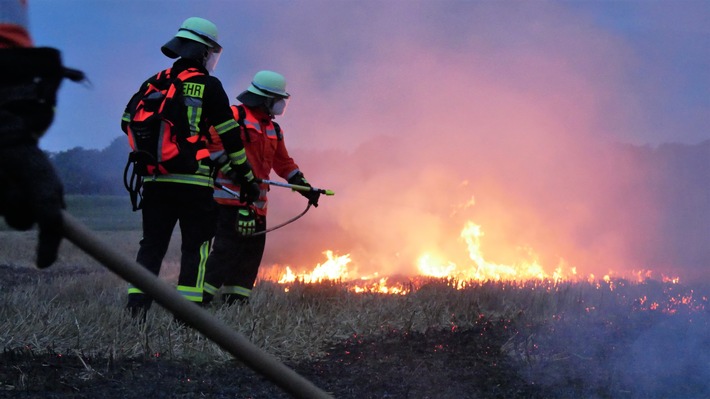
202, 70, 319, 305
0, 0, 84, 268
120, 17, 259, 317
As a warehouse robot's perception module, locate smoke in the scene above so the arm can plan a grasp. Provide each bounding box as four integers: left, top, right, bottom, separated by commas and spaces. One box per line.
511, 282, 710, 398
251, 2, 688, 280
37, 1, 707, 281
615, 312, 710, 397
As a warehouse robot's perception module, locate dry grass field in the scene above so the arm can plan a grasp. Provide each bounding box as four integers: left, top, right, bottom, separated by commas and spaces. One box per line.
1, 197, 710, 398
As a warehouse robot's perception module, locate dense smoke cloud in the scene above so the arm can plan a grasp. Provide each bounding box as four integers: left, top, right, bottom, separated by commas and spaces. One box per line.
31, 1, 709, 280
256, 2, 684, 280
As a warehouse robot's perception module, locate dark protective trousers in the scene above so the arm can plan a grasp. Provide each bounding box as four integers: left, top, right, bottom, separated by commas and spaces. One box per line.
127, 182, 217, 311
203, 204, 266, 304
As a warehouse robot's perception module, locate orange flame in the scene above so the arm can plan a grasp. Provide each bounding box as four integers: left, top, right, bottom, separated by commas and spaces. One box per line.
278, 250, 351, 284
271, 219, 678, 294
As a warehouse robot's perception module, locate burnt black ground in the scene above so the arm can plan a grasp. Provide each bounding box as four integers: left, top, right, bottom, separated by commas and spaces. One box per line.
0, 321, 542, 399
5, 314, 710, 399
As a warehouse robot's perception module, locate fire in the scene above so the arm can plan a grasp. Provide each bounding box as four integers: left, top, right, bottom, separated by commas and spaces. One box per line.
417, 254, 456, 278
352, 277, 406, 295
456, 221, 551, 281
278, 250, 351, 284
412, 221, 576, 283
270, 219, 679, 294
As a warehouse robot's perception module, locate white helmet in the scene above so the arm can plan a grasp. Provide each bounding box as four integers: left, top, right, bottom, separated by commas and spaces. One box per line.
247, 70, 290, 98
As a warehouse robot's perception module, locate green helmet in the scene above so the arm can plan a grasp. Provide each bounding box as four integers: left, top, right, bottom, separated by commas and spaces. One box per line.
175, 17, 221, 50
247, 70, 290, 98
161, 17, 223, 65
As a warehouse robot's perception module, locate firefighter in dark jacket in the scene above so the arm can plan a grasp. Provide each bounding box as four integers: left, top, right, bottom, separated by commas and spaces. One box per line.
120, 17, 259, 317
202, 70, 320, 305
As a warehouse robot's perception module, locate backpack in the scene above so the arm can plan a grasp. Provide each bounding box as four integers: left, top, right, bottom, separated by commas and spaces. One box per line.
122, 67, 209, 210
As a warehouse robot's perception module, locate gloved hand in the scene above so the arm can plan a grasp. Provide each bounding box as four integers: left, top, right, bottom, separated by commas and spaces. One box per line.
235, 207, 256, 236
239, 178, 260, 205
288, 172, 320, 207
0, 48, 83, 269
0, 145, 65, 268
224, 161, 260, 204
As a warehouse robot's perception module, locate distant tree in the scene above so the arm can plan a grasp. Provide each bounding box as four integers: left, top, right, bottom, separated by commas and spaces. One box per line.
49, 136, 131, 195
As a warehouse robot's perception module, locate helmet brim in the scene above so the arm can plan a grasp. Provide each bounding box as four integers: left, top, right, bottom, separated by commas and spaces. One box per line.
237, 90, 267, 107
161, 37, 211, 61
161, 37, 182, 59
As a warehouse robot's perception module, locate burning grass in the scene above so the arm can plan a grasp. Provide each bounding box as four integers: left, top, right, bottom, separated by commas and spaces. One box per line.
2, 229, 710, 397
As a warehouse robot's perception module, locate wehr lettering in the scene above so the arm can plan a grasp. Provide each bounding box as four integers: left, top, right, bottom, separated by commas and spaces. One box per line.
183, 83, 205, 98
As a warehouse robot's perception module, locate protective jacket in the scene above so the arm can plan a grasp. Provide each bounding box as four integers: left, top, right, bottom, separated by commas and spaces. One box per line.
121, 58, 249, 188
121, 58, 247, 307
209, 105, 300, 215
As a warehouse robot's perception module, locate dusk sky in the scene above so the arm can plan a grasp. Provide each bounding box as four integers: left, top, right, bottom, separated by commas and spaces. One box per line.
26, 0, 710, 281
30, 0, 710, 152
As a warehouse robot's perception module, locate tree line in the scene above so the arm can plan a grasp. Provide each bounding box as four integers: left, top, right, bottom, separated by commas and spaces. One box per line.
49, 136, 129, 195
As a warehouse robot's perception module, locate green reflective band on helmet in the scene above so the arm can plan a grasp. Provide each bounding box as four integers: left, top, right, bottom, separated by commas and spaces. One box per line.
223, 285, 251, 297
122, 111, 130, 123
214, 119, 238, 135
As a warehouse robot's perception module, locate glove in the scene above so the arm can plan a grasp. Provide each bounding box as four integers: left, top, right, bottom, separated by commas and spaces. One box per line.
0, 145, 65, 268
239, 178, 260, 205
0, 48, 83, 269
235, 207, 256, 236
288, 172, 320, 207
224, 160, 260, 204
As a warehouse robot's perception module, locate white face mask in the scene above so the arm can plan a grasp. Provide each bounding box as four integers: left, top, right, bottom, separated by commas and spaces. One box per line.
204, 48, 222, 72
271, 98, 288, 116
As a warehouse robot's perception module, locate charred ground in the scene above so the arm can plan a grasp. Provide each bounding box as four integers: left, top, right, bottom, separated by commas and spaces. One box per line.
0, 322, 539, 399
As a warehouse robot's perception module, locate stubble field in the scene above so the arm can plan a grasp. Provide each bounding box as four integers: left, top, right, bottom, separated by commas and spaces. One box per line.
1, 197, 709, 398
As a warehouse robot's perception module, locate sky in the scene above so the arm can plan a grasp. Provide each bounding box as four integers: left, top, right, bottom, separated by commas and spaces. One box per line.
30, 0, 710, 152
27, 0, 710, 282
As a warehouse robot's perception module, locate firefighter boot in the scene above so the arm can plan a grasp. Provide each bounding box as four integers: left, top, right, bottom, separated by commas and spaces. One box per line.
126, 294, 151, 323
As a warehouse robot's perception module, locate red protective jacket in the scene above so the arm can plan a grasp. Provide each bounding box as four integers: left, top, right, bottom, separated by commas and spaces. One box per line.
209, 105, 300, 215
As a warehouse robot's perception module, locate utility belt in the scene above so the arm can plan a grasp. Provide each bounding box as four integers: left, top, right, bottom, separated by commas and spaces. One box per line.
0, 47, 85, 146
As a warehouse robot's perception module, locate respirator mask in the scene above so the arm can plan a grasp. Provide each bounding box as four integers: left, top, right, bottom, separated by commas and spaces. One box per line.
270, 98, 289, 116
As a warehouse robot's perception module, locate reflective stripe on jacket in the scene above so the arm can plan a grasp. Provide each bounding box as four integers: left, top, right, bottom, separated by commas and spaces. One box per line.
143, 162, 214, 187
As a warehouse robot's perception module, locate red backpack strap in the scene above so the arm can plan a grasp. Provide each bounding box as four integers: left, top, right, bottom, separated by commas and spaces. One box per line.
175, 67, 203, 80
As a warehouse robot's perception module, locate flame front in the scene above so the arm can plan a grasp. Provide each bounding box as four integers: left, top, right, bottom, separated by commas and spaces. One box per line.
271, 219, 590, 293
278, 250, 351, 284
456, 221, 549, 281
